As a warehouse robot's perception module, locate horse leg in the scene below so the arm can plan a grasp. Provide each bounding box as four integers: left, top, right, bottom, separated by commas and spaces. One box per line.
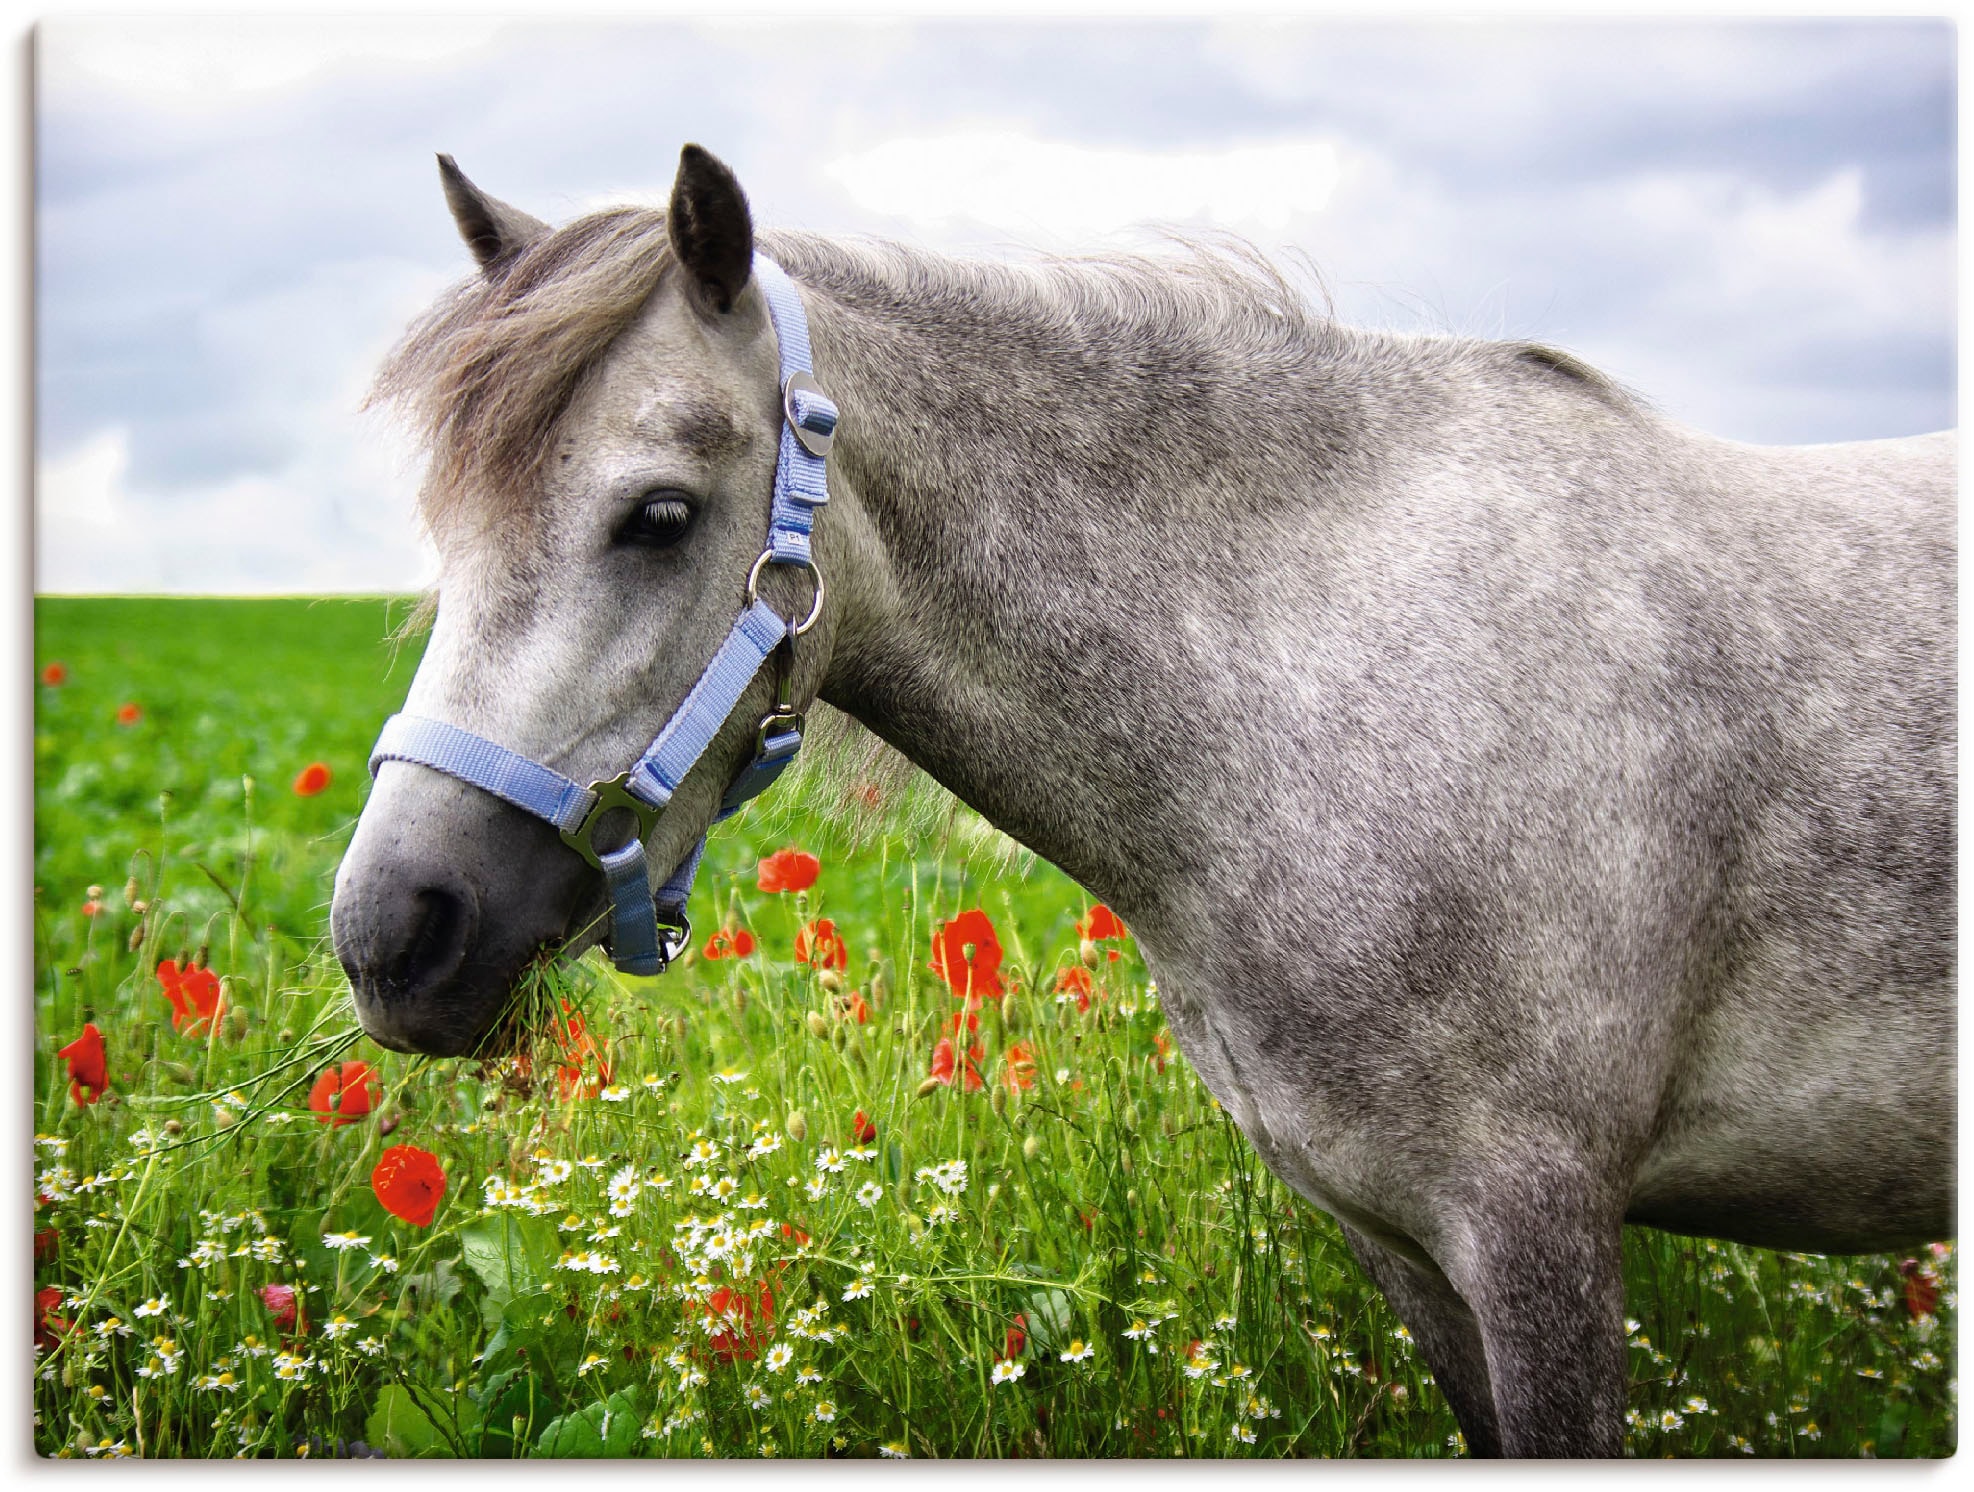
1441, 1172, 1630, 1458
1341, 1224, 1503, 1457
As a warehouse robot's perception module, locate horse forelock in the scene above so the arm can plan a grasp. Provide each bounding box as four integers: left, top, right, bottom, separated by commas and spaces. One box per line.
369, 206, 679, 543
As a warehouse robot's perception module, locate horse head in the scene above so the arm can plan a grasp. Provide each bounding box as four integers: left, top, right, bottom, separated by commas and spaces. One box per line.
332, 146, 830, 1056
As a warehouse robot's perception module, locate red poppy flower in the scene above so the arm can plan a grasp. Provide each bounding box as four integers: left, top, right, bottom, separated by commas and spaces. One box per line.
1077, 905, 1128, 942
851, 1110, 877, 1144
928, 1036, 984, 1092
929, 909, 1005, 1002
259, 1282, 304, 1334
307, 1060, 379, 1126
703, 926, 757, 960
1005, 1312, 1028, 1359
757, 848, 820, 893
795, 918, 848, 971
1001, 1040, 1038, 1093
845, 991, 870, 1025
80, 899, 103, 918
115, 702, 142, 726
35, 1286, 69, 1351
34, 1228, 59, 1263
156, 958, 225, 1035
55, 1023, 107, 1105
1150, 1029, 1174, 1075
1055, 965, 1096, 1013
39, 661, 66, 687
779, 1222, 811, 1246
700, 1280, 776, 1363
945, 1008, 980, 1036
1901, 1258, 1941, 1319
292, 762, 332, 797
556, 1001, 611, 1099
373, 1144, 447, 1227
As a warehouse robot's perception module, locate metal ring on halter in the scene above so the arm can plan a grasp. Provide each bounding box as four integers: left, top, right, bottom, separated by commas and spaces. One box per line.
744, 549, 825, 636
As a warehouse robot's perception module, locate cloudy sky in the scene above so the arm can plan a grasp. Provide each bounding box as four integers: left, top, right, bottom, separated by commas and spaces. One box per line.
32, 12, 1956, 594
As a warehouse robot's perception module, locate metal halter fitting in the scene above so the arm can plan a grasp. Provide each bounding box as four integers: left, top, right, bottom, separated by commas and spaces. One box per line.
366, 253, 837, 976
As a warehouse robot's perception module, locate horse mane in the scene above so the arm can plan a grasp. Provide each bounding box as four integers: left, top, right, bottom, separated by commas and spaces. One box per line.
368, 206, 678, 538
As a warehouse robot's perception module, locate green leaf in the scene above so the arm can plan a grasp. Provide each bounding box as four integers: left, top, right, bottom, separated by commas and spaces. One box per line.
365, 1384, 446, 1458
532, 1388, 644, 1459
458, 1214, 559, 1322
598, 1389, 645, 1456
1022, 1285, 1076, 1354
399, 1257, 464, 1310
470, 1368, 551, 1458
533, 1410, 605, 1458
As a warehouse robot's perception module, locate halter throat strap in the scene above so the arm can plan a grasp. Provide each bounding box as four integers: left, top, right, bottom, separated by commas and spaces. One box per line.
366, 251, 835, 976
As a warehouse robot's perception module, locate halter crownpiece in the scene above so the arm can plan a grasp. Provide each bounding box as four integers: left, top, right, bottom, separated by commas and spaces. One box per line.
367, 252, 837, 976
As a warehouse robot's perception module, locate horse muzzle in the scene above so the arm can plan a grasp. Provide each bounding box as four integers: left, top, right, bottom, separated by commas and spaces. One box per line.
331, 764, 594, 1056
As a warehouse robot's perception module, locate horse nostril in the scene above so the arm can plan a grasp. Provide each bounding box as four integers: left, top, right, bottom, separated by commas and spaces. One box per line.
385, 884, 475, 998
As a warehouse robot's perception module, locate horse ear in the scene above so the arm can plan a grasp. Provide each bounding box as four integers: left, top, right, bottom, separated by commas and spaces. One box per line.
667, 144, 754, 314
437, 154, 549, 275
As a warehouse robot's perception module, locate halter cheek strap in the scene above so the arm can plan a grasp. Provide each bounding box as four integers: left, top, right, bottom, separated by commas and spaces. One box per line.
366, 252, 837, 976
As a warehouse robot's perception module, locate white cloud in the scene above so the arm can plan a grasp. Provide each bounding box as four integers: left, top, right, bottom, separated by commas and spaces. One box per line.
36, 419, 437, 596
38, 16, 517, 111
826, 130, 1342, 240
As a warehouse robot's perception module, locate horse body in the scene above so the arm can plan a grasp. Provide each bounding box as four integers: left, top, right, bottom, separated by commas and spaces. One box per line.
333, 149, 1954, 1456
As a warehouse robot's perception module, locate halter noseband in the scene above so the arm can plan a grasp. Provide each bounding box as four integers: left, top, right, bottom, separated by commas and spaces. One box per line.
366, 253, 837, 976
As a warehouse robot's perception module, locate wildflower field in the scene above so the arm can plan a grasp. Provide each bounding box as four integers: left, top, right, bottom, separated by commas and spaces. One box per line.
31, 597, 1957, 1459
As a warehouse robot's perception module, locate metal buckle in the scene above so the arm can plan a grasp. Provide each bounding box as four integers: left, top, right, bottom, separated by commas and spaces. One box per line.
783, 370, 837, 459
744, 549, 825, 636
756, 707, 805, 761
655, 914, 692, 968
559, 773, 663, 871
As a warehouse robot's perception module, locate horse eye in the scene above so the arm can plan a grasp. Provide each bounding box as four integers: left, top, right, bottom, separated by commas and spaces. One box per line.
618, 493, 694, 550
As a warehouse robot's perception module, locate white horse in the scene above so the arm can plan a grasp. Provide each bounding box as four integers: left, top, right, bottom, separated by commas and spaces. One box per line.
333, 146, 1955, 1456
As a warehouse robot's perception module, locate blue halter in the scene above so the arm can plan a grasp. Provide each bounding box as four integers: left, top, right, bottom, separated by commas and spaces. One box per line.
366, 253, 837, 976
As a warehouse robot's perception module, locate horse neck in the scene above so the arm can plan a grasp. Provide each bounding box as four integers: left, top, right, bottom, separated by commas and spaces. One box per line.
771, 234, 1372, 913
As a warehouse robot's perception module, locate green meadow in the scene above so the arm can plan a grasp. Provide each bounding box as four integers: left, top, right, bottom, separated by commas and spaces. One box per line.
31, 597, 1956, 1458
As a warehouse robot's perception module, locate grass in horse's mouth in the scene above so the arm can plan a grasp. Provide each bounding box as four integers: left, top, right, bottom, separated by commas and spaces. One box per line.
468, 946, 575, 1064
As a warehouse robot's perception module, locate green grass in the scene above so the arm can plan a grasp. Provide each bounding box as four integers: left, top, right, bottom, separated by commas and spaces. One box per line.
31, 598, 1956, 1459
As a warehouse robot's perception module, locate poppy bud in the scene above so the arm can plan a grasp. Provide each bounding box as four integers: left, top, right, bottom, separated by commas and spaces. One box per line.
805, 1010, 829, 1039
123, 877, 140, 908
1121, 1103, 1139, 1135
130, 899, 148, 915
159, 1061, 196, 1086
732, 986, 747, 1015
786, 1109, 808, 1142
1023, 1134, 1042, 1162
870, 967, 890, 1004
162, 1119, 183, 1137
818, 969, 845, 994
1126, 1188, 1138, 1207
127, 923, 146, 952
990, 1084, 1007, 1117
86, 884, 103, 900
277, 1028, 295, 1044
195, 942, 210, 969
378, 1106, 402, 1138
226, 1007, 249, 1042
1003, 997, 1023, 1033
914, 1076, 943, 1099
